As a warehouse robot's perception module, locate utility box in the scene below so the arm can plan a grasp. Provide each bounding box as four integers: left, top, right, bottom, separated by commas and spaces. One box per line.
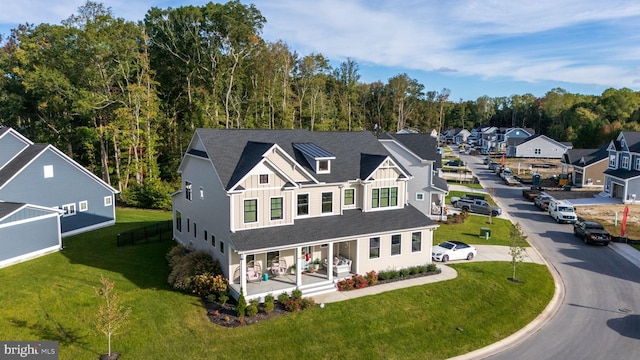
480, 227, 491, 239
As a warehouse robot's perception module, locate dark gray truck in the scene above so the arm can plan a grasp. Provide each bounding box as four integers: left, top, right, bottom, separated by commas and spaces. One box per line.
573, 220, 611, 246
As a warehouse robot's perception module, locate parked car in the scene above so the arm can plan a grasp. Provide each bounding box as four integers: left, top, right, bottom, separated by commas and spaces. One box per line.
432, 241, 477, 262
573, 220, 611, 245
534, 194, 552, 208
539, 199, 551, 211
488, 162, 499, 170
450, 193, 486, 206
548, 199, 577, 223
445, 159, 464, 166
456, 198, 502, 217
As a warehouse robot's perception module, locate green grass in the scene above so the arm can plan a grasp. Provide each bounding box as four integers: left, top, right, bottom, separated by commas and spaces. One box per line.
446, 181, 484, 189
434, 215, 529, 247
0, 208, 550, 359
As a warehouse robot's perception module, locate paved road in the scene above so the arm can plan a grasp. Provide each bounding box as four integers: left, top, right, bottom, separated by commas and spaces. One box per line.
458, 152, 640, 360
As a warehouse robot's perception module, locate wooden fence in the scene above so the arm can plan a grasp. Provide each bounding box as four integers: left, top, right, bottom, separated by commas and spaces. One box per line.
117, 220, 173, 247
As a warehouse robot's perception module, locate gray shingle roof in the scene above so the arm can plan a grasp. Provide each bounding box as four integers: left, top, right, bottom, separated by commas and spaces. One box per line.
0, 201, 24, 218
622, 132, 640, 152
604, 168, 640, 180
565, 147, 608, 167
0, 144, 48, 187
230, 204, 436, 252
381, 133, 441, 168
194, 129, 395, 190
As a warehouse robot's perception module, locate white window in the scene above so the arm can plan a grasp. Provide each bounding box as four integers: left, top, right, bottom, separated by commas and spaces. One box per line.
609, 155, 616, 167
43, 165, 54, 178
61, 203, 76, 217
104, 196, 113, 206
391, 234, 401, 256
636, 158, 640, 170
185, 181, 192, 201
79, 200, 88, 212
200, 187, 204, 199
622, 156, 629, 169
416, 193, 424, 201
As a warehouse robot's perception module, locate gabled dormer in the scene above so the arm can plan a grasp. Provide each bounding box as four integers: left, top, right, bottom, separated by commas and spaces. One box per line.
293, 143, 335, 175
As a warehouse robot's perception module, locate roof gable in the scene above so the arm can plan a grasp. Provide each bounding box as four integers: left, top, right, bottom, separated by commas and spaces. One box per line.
192, 129, 397, 189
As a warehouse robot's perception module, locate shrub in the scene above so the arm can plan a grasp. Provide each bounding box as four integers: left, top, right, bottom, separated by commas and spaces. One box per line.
427, 263, 438, 272
167, 246, 223, 292
336, 277, 355, 291
399, 268, 411, 277
300, 297, 315, 309
246, 299, 259, 317
206, 294, 216, 303
378, 269, 400, 281
192, 273, 228, 297
218, 293, 229, 306
351, 274, 367, 289
236, 291, 247, 318
277, 292, 290, 304
291, 288, 303, 300
284, 298, 302, 312
263, 294, 275, 314
365, 270, 378, 286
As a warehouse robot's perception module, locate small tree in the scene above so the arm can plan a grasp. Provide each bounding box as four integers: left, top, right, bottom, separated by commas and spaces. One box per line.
509, 223, 528, 281
486, 187, 496, 224
95, 275, 132, 359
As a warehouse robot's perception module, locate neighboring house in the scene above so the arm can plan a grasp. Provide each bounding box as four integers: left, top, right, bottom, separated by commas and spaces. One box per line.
0, 126, 118, 267
0, 202, 62, 268
562, 147, 608, 188
501, 127, 534, 154
507, 134, 572, 159
603, 132, 640, 203
479, 127, 498, 152
172, 129, 439, 300
378, 132, 449, 220
453, 129, 470, 145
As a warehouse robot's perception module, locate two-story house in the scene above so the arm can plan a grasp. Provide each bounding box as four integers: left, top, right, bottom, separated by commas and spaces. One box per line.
562, 147, 608, 188
603, 132, 640, 202
171, 129, 439, 300
378, 132, 449, 220
0, 126, 118, 268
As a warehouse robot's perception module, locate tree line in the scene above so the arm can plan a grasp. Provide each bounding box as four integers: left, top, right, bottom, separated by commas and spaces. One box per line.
1, 1, 639, 208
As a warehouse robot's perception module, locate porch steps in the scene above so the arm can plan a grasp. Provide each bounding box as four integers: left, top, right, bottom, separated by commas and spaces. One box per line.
298, 281, 337, 298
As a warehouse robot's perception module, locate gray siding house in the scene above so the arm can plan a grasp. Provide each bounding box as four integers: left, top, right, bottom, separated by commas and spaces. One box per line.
0, 126, 118, 267
603, 132, 640, 203
562, 147, 608, 188
508, 134, 572, 159
172, 129, 438, 301
378, 132, 449, 220
0, 202, 62, 268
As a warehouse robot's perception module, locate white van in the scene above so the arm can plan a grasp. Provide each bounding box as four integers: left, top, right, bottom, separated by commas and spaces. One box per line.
548, 200, 577, 223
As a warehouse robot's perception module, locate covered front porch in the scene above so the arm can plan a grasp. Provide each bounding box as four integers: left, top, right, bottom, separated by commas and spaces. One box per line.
229, 240, 356, 301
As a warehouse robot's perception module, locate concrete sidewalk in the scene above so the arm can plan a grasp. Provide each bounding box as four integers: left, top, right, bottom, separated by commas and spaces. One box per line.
609, 242, 640, 268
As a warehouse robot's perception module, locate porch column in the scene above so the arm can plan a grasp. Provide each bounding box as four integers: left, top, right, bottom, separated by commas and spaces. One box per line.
327, 242, 334, 282
239, 254, 247, 295
295, 247, 302, 286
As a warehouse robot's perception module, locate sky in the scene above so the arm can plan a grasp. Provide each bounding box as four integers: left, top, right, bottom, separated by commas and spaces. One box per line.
1, 0, 640, 101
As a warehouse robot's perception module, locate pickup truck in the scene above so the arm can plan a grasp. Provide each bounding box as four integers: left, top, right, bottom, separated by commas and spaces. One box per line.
456, 198, 502, 217
450, 193, 486, 207
573, 220, 611, 245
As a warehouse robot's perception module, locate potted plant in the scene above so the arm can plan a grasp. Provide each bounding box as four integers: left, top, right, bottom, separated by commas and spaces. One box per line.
290, 263, 296, 275
311, 258, 321, 272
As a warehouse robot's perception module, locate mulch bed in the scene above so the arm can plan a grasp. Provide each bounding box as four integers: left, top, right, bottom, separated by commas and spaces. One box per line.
203, 269, 442, 327
204, 298, 290, 328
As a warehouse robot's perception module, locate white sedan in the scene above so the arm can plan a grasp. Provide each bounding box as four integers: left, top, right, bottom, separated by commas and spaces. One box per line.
432, 241, 477, 262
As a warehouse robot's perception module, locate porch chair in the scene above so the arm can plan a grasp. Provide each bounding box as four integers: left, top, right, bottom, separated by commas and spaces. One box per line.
246, 261, 262, 282
271, 257, 287, 277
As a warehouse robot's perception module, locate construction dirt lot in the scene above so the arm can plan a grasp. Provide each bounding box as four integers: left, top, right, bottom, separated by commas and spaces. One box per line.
485, 156, 640, 239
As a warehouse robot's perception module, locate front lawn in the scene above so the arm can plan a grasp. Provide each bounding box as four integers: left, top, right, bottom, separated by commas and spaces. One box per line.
0, 208, 550, 359
434, 215, 529, 247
